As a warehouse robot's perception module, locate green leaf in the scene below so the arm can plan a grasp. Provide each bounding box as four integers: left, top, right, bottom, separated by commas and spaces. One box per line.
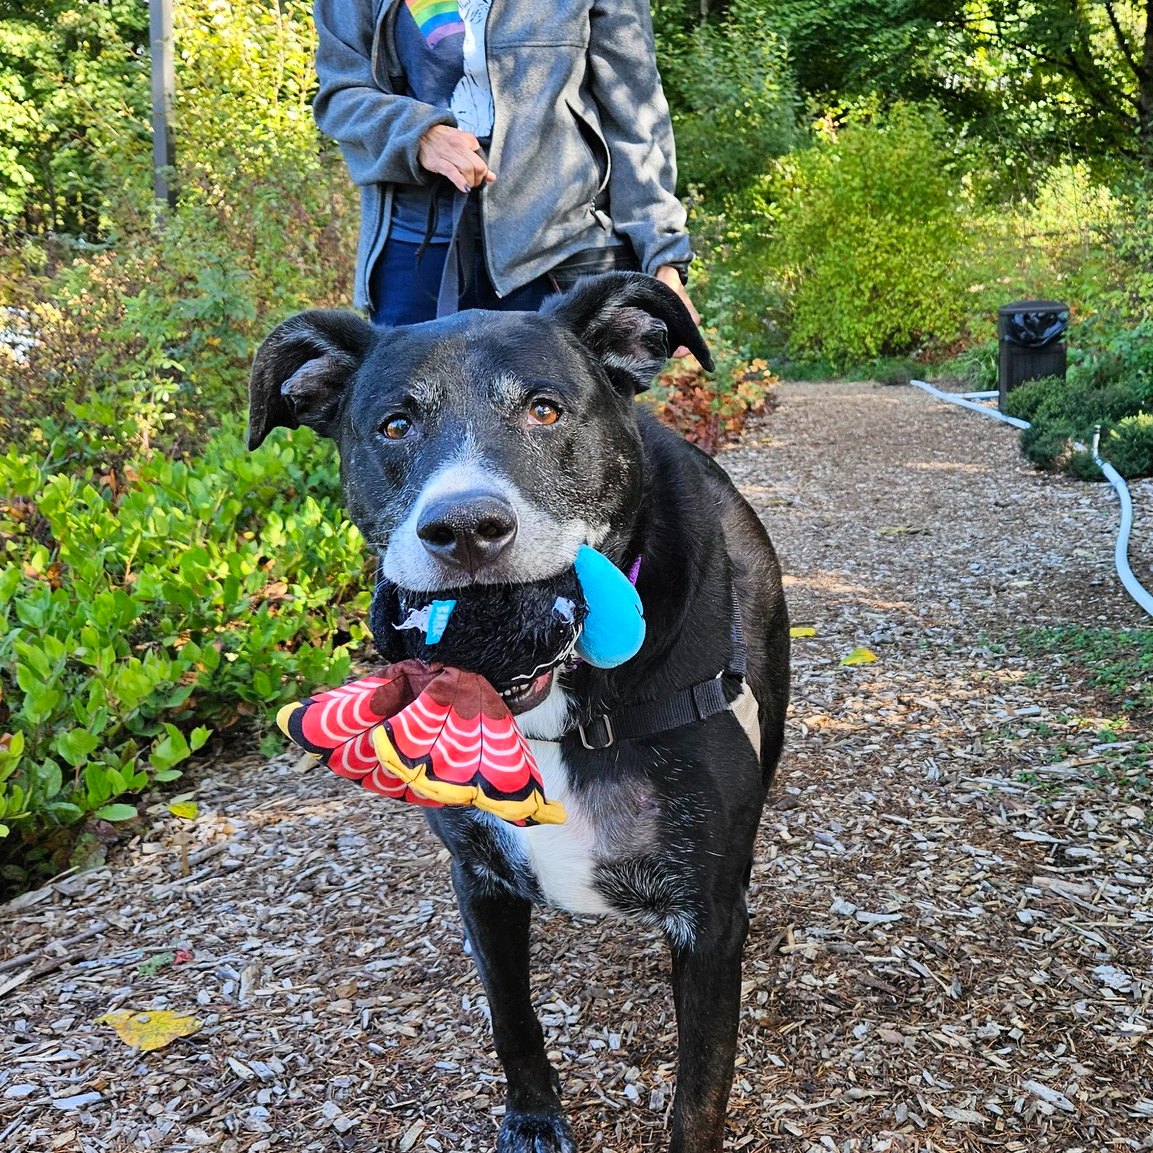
93, 803, 138, 822
56, 729, 102, 768
42, 802, 85, 824
84, 763, 114, 808
38, 760, 63, 801
0, 731, 25, 782
150, 724, 191, 773
21, 683, 64, 725
3, 783, 27, 816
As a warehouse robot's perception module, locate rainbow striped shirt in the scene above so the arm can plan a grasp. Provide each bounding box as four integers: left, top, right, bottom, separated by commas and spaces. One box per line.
405, 0, 465, 47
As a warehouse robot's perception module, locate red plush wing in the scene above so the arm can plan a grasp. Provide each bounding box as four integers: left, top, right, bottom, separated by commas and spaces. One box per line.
383, 669, 566, 824
277, 664, 563, 825
277, 673, 440, 807
389, 689, 534, 794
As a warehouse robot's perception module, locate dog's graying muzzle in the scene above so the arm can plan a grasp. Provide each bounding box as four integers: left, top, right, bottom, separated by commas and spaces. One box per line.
416, 492, 518, 575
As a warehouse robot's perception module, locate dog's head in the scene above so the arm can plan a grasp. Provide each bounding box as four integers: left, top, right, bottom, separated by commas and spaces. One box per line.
248, 272, 711, 591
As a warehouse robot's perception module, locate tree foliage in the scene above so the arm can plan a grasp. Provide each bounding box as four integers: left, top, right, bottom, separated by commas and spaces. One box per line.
772, 0, 1153, 171
655, 0, 798, 193
0, 0, 148, 235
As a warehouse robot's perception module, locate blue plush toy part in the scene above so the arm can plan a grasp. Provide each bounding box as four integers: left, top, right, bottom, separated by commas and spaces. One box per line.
572, 546, 645, 668
425, 600, 456, 644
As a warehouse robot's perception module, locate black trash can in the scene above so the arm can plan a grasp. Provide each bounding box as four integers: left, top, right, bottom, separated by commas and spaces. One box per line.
997, 300, 1069, 407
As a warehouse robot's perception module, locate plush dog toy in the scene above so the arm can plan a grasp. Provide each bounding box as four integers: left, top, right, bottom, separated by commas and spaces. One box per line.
277, 547, 644, 825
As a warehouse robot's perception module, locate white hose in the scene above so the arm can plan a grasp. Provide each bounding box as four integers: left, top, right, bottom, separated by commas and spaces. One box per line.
908, 378, 1031, 429
909, 379, 1152, 619
1091, 429, 1153, 617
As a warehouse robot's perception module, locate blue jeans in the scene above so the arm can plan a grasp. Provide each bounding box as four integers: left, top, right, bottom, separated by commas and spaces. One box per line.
368, 239, 556, 327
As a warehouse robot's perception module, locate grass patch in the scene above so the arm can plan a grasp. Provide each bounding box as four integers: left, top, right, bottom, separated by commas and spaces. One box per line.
1017, 626, 1153, 713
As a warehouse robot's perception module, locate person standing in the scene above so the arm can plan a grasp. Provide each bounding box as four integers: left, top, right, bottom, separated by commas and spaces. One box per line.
312, 0, 699, 331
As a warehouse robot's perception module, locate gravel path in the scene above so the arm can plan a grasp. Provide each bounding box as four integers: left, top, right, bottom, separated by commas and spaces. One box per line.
2, 380, 1151, 1153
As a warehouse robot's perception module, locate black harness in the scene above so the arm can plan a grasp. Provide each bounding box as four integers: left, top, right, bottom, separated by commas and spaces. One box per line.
561, 590, 748, 751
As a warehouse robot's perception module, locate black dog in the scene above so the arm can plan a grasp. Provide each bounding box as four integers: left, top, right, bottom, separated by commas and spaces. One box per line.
248, 274, 789, 1153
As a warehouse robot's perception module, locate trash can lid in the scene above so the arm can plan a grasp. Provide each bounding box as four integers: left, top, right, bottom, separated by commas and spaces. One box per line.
998, 300, 1068, 315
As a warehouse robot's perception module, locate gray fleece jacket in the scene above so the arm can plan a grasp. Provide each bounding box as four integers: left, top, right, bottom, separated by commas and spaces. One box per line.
313, 0, 693, 310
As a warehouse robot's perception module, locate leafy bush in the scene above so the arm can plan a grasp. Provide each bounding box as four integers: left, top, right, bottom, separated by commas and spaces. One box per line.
1002, 373, 1149, 478
1000, 376, 1064, 425
769, 103, 971, 367
0, 419, 370, 887
947, 340, 997, 392
656, 0, 797, 195
1077, 412, 1153, 480
653, 356, 777, 455
0, 0, 356, 456
0, 1, 149, 235
684, 178, 783, 360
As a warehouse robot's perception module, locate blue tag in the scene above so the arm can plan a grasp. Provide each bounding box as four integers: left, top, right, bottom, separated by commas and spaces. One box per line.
424, 599, 456, 645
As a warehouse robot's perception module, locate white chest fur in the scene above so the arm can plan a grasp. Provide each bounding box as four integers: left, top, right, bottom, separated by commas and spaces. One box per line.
503, 739, 616, 915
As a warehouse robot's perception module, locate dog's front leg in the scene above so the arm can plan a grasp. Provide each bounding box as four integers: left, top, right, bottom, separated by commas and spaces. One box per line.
451, 862, 577, 1153
667, 899, 749, 1153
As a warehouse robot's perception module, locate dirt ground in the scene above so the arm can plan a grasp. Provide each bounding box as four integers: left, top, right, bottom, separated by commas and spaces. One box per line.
2, 379, 1151, 1153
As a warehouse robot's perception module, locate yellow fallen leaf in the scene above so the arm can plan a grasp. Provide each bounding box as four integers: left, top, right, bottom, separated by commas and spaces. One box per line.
789, 626, 817, 638
98, 1009, 203, 1052
841, 648, 878, 667
167, 801, 199, 820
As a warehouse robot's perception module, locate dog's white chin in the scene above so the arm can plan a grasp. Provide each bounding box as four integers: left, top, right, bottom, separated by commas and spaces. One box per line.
516, 676, 573, 740
502, 670, 556, 716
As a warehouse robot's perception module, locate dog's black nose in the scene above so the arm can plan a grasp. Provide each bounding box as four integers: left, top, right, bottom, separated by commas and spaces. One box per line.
417, 494, 518, 574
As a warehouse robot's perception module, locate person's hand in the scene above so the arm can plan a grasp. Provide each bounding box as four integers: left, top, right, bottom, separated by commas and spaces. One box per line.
417, 125, 496, 193
654, 265, 701, 360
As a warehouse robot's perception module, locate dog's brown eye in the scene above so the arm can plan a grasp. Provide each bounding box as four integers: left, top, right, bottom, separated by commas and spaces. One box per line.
382, 415, 412, 440
528, 399, 560, 426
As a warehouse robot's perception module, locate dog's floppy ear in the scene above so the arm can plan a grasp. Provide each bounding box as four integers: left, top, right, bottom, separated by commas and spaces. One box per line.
540, 272, 713, 394
248, 310, 375, 449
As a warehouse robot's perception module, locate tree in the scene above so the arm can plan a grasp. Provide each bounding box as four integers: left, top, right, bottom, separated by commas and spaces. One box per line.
654, 0, 798, 194
771, 0, 1153, 169
0, 1, 148, 235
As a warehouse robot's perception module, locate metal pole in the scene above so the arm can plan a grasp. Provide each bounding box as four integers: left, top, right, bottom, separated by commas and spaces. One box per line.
149, 0, 176, 209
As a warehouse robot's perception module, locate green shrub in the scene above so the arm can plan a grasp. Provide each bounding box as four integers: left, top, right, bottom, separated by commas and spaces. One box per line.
0, 0, 356, 457
1090, 412, 1153, 479
683, 177, 785, 365
1000, 376, 1063, 425
0, 0, 367, 896
950, 339, 999, 392
1003, 373, 1147, 477
0, 419, 370, 884
769, 104, 970, 368
657, 0, 797, 195
1070, 316, 1153, 407
0, 1, 149, 235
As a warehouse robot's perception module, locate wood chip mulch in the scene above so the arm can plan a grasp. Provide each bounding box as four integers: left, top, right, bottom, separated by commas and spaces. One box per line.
2, 380, 1151, 1153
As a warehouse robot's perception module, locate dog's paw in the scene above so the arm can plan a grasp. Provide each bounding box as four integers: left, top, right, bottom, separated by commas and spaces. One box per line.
496, 1109, 576, 1153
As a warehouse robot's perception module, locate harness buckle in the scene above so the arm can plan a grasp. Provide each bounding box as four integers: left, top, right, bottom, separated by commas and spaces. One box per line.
578, 715, 615, 750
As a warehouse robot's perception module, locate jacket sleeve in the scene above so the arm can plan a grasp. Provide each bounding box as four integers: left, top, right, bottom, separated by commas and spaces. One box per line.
313, 0, 457, 188
587, 0, 693, 275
